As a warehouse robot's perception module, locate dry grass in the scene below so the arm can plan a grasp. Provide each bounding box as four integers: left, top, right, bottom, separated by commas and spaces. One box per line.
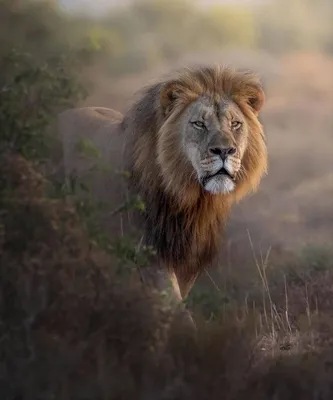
2, 150, 333, 399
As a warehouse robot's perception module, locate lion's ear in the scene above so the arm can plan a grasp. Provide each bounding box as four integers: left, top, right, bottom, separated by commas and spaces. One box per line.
244, 82, 265, 115
160, 81, 182, 117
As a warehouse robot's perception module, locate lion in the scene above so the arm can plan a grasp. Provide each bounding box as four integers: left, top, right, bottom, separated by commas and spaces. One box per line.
58, 65, 267, 305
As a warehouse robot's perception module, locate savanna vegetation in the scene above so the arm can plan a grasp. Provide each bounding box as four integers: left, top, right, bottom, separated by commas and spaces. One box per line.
1, 0, 333, 398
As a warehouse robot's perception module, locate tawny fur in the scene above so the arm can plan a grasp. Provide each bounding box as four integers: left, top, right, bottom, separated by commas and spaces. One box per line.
59, 65, 268, 300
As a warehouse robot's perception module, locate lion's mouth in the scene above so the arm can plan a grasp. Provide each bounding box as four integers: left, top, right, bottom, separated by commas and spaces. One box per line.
201, 168, 235, 187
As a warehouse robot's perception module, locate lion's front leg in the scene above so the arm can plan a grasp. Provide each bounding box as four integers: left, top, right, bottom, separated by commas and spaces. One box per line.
138, 264, 196, 329
138, 264, 182, 304
175, 269, 200, 300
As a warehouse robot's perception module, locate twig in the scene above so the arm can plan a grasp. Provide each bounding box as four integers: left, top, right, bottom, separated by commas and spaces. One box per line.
204, 268, 221, 293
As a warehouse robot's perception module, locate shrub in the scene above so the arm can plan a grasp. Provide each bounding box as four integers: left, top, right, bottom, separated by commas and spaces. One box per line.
0, 49, 86, 162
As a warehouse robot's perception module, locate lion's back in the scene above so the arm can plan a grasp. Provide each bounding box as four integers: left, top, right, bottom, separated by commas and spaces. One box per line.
58, 107, 132, 236
58, 107, 123, 172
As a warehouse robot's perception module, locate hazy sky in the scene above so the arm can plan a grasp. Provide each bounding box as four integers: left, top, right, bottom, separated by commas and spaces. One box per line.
58, 0, 259, 15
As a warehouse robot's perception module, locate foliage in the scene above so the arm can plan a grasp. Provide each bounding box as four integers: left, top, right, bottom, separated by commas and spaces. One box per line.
0, 0, 152, 276
0, 50, 86, 162
4, 155, 333, 399
1, 2, 333, 397
2, 154, 333, 398
185, 285, 231, 321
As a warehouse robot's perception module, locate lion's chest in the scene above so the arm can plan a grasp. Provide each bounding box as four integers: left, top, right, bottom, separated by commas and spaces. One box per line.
143, 198, 224, 269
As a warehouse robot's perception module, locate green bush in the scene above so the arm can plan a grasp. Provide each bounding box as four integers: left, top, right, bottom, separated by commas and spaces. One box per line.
185, 285, 231, 321
0, 50, 86, 162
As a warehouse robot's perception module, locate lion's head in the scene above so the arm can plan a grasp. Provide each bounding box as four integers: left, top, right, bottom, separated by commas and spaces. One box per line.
125, 66, 267, 213
157, 66, 267, 202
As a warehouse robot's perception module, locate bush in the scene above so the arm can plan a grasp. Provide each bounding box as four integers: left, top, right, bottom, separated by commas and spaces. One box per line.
2, 156, 333, 399
2, 2, 333, 397
0, 50, 86, 162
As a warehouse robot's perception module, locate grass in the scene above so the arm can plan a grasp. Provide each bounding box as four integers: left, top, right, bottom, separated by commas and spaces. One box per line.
2, 130, 333, 399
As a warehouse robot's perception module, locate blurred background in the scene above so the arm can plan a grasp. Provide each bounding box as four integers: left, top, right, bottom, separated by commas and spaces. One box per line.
2, 0, 333, 303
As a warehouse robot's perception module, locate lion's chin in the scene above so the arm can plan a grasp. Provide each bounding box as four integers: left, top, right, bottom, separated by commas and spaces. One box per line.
202, 175, 235, 195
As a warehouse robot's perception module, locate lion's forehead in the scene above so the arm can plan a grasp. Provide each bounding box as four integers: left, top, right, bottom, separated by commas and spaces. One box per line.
188, 102, 215, 121
188, 97, 244, 124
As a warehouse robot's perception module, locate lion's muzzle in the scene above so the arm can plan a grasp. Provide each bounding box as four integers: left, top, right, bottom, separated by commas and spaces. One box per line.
198, 152, 241, 194
201, 167, 235, 187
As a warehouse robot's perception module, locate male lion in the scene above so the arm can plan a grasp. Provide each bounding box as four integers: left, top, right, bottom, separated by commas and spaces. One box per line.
58, 65, 267, 304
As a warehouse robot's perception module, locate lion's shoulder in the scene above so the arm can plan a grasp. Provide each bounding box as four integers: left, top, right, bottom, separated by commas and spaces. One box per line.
85, 107, 123, 122
57, 106, 123, 152
57, 106, 125, 182
58, 107, 123, 128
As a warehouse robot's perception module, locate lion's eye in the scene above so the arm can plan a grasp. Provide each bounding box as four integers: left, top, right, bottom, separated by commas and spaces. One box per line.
192, 121, 205, 129
231, 121, 242, 130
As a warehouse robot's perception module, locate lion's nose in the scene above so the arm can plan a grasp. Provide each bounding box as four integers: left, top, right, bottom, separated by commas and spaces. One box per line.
209, 146, 236, 159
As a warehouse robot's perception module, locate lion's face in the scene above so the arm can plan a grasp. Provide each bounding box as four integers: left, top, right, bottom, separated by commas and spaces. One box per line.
180, 97, 248, 195
156, 67, 266, 202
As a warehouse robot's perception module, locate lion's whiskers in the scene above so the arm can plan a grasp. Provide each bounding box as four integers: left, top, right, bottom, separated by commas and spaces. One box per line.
237, 165, 248, 180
